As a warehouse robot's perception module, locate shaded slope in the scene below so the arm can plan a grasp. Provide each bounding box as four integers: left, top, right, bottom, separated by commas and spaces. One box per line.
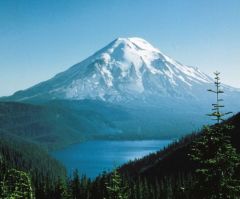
119, 113, 240, 179
0, 133, 66, 197
0, 101, 128, 150
0, 100, 211, 150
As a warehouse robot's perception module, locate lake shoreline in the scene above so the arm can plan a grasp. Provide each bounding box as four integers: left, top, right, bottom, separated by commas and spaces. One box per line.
51, 140, 172, 179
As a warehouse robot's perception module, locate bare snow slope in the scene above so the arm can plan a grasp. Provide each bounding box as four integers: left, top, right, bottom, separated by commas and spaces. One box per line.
6, 37, 239, 104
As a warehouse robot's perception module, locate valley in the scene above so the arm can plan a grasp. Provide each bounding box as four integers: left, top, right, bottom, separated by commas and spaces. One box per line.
1, 38, 239, 150
1, 0, 240, 198
51, 140, 172, 178
0, 37, 239, 198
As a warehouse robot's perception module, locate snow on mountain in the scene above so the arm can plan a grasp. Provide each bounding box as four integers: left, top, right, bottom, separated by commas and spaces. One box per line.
6, 37, 238, 104
2, 37, 240, 139
62, 37, 212, 101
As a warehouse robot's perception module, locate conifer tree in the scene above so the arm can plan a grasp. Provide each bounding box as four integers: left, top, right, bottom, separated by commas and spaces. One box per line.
1, 168, 34, 199
105, 169, 129, 199
70, 169, 81, 199
54, 177, 69, 199
189, 71, 240, 199
55, 177, 68, 199
0, 154, 6, 198
80, 175, 91, 199
207, 71, 232, 123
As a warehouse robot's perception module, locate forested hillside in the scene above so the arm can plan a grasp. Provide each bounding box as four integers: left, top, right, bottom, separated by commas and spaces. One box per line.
0, 100, 192, 151
0, 134, 66, 198
120, 113, 240, 178
0, 101, 129, 150
1, 112, 239, 198
0, 101, 84, 150
88, 113, 240, 199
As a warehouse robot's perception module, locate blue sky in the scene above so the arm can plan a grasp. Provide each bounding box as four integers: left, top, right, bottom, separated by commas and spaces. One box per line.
0, 0, 239, 96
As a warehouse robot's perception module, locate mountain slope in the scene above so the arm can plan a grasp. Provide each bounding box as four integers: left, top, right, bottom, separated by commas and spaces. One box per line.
2, 37, 240, 139
0, 133, 66, 197
0, 100, 206, 150
119, 113, 240, 179
87, 114, 240, 199
4, 37, 239, 104
0, 101, 132, 150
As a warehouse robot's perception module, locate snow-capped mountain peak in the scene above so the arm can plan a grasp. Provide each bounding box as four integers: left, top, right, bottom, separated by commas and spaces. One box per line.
3, 37, 239, 143
93, 37, 211, 85
8, 37, 215, 102
115, 37, 160, 52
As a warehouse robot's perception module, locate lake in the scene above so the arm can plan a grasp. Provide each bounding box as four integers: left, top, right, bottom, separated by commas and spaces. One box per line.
51, 140, 172, 178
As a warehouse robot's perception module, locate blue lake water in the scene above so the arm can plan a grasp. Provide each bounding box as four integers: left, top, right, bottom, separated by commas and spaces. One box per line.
51, 140, 172, 178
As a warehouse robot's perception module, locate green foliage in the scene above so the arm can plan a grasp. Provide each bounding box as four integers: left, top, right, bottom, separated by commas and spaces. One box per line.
0, 101, 86, 150
189, 72, 240, 198
207, 71, 232, 123
66, 169, 92, 199
70, 169, 81, 198
1, 112, 239, 199
0, 168, 34, 199
189, 125, 240, 198
0, 135, 66, 198
54, 177, 68, 199
105, 170, 129, 199
0, 70, 239, 198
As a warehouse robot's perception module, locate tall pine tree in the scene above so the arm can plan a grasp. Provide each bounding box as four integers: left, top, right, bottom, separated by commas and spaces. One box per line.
105, 169, 129, 199
189, 71, 240, 199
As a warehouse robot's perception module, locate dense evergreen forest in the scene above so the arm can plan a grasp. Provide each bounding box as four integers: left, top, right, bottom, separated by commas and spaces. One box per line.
0, 101, 87, 150
0, 133, 66, 198
1, 112, 239, 198
0, 100, 197, 151
1, 73, 240, 198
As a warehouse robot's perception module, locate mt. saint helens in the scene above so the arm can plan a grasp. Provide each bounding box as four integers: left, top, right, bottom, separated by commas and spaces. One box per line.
4, 37, 225, 102
2, 37, 240, 141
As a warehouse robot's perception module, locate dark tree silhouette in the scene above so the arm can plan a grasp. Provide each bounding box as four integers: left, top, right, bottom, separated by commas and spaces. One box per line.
207, 71, 232, 123
189, 71, 240, 199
